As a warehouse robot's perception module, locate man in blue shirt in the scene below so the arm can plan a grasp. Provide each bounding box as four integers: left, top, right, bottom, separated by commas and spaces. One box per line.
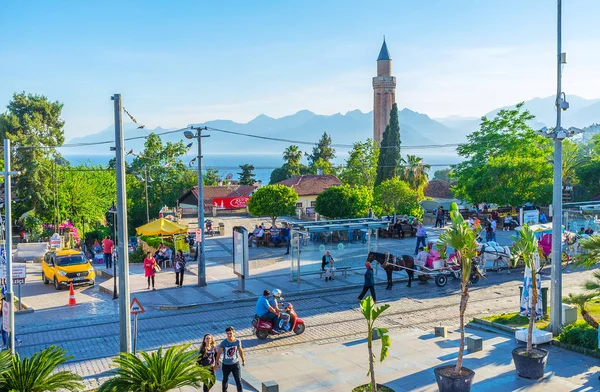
255, 290, 280, 329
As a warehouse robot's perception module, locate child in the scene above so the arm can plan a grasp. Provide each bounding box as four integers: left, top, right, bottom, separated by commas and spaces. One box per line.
325, 257, 336, 281
415, 247, 430, 268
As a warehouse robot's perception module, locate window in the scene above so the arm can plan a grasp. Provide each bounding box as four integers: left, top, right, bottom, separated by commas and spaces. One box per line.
310, 201, 317, 207
296, 202, 303, 208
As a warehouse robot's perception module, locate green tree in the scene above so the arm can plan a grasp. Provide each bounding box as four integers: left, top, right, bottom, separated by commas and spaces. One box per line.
399, 154, 430, 199
98, 344, 214, 392
433, 168, 452, 183
203, 167, 221, 186
452, 103, 552, 205
0, 345, 83, 392
511, 225, 543, 352
438, 207, 481, 376
247, 184, 298, 226
373, 178, 422, 221
375, 103, 401, 187
283, 145, 302, 166
315, 185, 372, 219
307, 132, 335, 173
127, 133, 190, 229
238, 164, 256, 185
339, 139, 379, 188
0, 92, 65, 219
55, 165, 117, 235
359, 297, 391, 392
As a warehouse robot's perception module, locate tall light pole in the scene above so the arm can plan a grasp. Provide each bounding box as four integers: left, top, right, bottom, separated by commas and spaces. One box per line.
184, 126, 209, 287
542, 0, 582, 334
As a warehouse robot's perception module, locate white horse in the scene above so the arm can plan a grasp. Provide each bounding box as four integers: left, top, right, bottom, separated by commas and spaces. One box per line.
477, 242, 512, 273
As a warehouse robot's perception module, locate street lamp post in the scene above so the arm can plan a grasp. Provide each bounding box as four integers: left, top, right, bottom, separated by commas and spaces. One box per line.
184, 127, 209, 287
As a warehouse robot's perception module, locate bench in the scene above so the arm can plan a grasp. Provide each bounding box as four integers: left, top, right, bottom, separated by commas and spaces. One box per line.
400, 224, 416, 237
301, 266, 353, 279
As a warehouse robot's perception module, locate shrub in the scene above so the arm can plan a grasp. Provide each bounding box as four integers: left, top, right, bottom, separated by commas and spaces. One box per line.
129, 246, 146, 264
557, 322, 599, 351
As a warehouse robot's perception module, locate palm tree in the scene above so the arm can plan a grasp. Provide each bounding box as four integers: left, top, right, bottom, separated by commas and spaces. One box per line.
511, 225, 543, 353
283, 145, 302, 166
563, 292, 599, 329
400, 155, 430, 192
359, 296, 390, 392
98, 344, 214, 392
576, 235, 600, 269
0, 346, 83, 392
438, 203, 480, 376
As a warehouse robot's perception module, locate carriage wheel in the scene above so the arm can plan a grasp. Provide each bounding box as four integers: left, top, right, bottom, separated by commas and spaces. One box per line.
435, 274, 448, 287
470, 273, 480, 285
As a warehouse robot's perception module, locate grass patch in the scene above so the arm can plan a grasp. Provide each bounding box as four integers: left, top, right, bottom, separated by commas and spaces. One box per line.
481, 312, 550, 330
557, 321, 599, 352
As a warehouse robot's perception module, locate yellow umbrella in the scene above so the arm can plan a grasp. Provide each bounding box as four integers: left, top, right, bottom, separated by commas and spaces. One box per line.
135, 218, 188, 236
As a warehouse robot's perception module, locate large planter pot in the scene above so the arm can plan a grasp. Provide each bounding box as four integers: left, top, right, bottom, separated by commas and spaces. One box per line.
433, 365, 475, 392
512, 347, 548, 380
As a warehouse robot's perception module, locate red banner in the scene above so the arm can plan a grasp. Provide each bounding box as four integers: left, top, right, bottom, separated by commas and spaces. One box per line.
213, 197, 250, 210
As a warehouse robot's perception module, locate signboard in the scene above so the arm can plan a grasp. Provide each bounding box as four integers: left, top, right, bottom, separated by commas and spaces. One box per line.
213, 197, 250, 210
522, 210, 540, 226
50, 233, 61, 248
2, 300, 9, 332
1, 263, 26, 284
130, 297, 145, 314
232, 226, 249, 278
195, 227, 202, 243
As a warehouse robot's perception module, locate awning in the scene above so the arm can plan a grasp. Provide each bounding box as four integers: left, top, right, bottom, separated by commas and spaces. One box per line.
135, 218, 188, 236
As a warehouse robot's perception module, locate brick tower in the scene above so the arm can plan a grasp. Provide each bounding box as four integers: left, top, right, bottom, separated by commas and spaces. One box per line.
372, 38, 396, 143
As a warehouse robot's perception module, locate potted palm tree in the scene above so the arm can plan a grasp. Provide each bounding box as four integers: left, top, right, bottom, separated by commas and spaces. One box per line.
99, 344, 214, 392
353, 296, 393, 392
434, 206, 480, 392
510, 224, 548, 379
0, 345, 83, 391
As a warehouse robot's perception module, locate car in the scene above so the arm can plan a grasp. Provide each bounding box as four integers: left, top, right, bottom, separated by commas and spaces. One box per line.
42, 249, 96, 290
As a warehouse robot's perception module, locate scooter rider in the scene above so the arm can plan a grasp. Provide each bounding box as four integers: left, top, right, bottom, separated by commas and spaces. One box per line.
255, 289, 281, 331
269, 289, 291, 331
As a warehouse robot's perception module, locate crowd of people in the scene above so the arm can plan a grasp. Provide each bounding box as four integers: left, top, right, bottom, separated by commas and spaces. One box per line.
247, 222, 291, 253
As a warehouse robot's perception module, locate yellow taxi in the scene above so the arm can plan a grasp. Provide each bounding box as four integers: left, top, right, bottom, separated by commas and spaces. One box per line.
42, 249, 95, 290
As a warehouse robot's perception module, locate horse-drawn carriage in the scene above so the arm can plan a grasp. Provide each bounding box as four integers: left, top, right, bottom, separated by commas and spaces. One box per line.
366, 251, 485, 288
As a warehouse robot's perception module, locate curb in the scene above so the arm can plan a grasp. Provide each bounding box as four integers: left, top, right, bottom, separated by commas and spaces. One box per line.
470, 317, 518, 334
149, 277, 409, 311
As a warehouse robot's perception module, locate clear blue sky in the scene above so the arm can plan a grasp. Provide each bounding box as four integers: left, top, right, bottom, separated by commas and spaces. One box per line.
1, 0, 599, 139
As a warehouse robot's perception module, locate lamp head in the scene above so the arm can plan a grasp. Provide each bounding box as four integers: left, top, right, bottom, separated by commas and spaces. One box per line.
183, 130, 195, 140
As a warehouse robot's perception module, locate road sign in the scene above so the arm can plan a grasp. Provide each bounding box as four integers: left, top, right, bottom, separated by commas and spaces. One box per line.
12, 263, 26, 279
50, 233, 61, 248
195, 227, 202, 243
130, 297, 145, 314
2, 300, 9, 332
13, 278, 25, 285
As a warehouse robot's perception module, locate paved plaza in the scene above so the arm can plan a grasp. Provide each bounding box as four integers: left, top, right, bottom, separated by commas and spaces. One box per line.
10, 218, 600, 390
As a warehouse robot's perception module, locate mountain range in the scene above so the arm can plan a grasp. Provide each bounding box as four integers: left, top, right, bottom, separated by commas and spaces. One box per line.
64, 95, 600, 157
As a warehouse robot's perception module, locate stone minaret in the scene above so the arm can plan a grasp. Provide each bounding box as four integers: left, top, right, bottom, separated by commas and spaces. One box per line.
372, 38, 396, 143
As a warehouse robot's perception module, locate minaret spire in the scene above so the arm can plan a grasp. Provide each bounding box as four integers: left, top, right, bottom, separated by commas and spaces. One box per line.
372, 38, 396, 143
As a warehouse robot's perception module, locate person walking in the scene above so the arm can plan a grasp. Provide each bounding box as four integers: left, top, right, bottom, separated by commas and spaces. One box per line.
414, 222, 427, 255
357, 261, 376, 303
143, 251, 157, 290
435, 207, 444, 228
173, 249, 186, 287
280, 223, 291, 255
215, 326, 245, 392
198, 333, 218, 392
102, 235, 114, 269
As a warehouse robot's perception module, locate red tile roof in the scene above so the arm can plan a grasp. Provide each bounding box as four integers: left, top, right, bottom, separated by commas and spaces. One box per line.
277, 174, 342, 196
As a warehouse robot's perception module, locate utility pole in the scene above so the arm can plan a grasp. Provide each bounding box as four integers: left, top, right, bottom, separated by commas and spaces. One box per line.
549, 0, 564, 335
185, 126, 209, 287
111, 94, 132, 352
3, 139, 20, 354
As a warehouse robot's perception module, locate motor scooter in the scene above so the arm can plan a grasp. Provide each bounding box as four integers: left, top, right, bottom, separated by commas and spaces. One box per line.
252, 299, 305, 339
205, 219, 214, 236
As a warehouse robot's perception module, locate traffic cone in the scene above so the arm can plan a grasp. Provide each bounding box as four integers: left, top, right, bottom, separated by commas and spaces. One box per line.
68, 282, 77, 306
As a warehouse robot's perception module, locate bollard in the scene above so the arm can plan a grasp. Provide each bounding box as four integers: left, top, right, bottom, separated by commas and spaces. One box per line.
466, 335, 483, 352
262, 381, 279, 392
434, 326, 447, 338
